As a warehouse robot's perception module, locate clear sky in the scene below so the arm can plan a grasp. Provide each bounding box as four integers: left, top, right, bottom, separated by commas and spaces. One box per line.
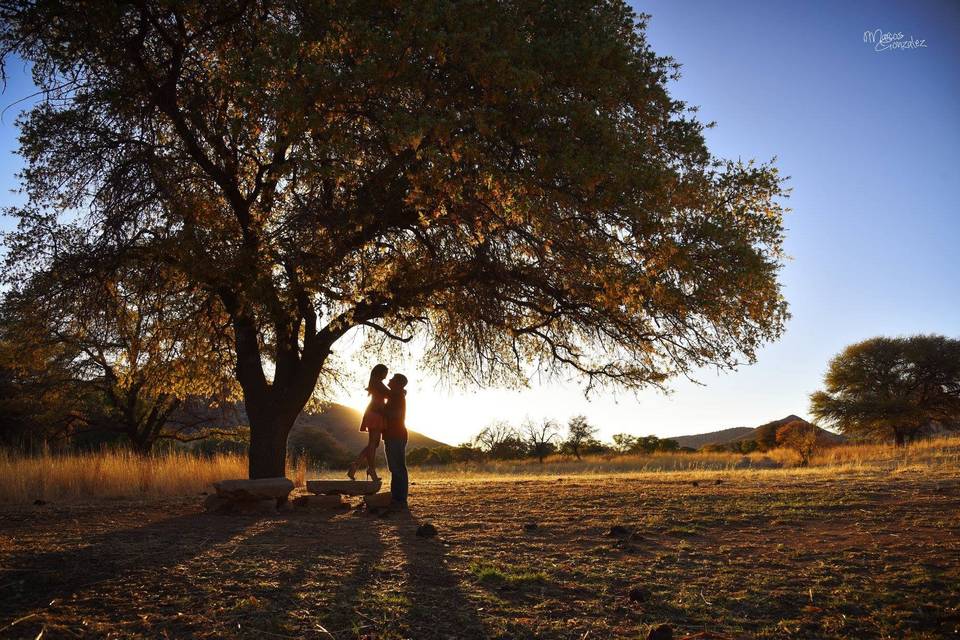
1, 1, 958, 445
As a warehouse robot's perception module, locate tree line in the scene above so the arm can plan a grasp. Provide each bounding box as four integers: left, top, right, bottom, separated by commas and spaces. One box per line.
405, 415, 687, 466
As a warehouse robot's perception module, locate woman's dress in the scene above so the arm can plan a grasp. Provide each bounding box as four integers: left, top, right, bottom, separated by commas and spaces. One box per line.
359, 383, 388, 433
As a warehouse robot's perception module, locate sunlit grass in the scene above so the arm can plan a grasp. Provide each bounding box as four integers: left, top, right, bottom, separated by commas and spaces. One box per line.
1, 436, 957, 504
0, 448, 308, 504
406, 435, 960, 481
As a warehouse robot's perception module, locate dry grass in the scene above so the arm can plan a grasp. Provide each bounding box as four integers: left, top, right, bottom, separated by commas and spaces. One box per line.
2, 436, 957, 504
407, 435, 960, 481
0, 448, 309, 504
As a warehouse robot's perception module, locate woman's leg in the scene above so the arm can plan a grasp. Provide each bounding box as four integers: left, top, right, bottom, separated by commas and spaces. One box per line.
349, 437, 373, 478
366, 431, 382, 478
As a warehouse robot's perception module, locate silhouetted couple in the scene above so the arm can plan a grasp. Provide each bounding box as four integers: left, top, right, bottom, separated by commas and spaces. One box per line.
348, 364, 408, 509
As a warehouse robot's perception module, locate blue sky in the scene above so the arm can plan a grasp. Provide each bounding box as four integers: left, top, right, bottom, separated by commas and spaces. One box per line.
1, 1, 958, 443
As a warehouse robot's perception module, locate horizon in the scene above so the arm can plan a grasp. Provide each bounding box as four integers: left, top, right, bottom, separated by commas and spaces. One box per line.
2, 1, 958, 445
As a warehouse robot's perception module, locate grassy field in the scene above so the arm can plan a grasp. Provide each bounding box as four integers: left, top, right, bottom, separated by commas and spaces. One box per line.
1, 440, 958, 638
3, 437, 959, 504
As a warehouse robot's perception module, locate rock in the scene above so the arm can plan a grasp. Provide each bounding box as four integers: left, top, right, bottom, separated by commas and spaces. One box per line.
33, 499, 47, 506
203, 494, 233, 514
214, 477, 294, 500
605, 525, 631, 537
416, 523, 438, 538
628, 585, 652, 603
363, 492, 393, 509
523, 522, 539, 531
306, 479, 382, 496
293, 494, 348, 509
204, 493, 279, 515
646, 623, 673, 640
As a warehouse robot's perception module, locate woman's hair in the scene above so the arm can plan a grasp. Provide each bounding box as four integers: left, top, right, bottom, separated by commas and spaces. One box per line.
366, 364, 389, 394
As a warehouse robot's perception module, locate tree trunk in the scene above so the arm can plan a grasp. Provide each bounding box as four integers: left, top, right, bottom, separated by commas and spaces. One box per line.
130, 432, 154, 456
894, 429, 906, 447
248, 417, 290, 478
246, 396, 304, 479
229, 309, 334, 479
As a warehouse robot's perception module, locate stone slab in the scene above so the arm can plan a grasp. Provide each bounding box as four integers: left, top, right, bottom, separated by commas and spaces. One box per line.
306, 479, 382, 496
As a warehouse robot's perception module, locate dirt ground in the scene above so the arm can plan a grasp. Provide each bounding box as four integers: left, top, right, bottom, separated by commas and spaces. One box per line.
1, 470, 958, 639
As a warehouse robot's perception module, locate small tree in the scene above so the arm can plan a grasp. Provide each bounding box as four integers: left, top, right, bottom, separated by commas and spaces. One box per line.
611, 433, 639, 454
752, 422, 781, 451
564, 415, 599, 460
810, 335, 960, 446
452, 442, 484, 463
474, 421, 517, 453
776, 420, 820, 466
523, 419, 560, 463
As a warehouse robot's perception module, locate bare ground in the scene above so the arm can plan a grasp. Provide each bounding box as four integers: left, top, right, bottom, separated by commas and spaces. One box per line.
1, 470, 958, 639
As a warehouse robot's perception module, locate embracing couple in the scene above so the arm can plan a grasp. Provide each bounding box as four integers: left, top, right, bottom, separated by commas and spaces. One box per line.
347, 364, 409, 509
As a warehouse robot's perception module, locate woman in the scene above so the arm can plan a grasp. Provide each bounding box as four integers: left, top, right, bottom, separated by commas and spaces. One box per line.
347, 364, 389, 481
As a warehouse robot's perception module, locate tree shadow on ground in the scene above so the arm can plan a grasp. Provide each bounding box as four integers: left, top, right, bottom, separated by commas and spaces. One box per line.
0, 509, 254, 630
220, 506, 388, 639
386, 511, 489, 639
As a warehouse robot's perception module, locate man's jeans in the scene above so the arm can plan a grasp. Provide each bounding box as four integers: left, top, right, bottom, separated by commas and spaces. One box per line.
384, 437, 408, 505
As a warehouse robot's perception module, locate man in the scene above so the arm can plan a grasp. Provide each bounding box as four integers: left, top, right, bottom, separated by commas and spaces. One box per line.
382, 373, 409, 509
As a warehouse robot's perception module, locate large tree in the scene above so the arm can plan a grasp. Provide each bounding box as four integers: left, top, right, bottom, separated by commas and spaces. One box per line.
810, 335, 960, 446
1, 0, 788, 478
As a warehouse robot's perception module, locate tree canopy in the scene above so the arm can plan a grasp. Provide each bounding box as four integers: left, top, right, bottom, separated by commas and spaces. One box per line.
1, 0, 788, 476
775, 419, 819, 466
810, 335, 960, 445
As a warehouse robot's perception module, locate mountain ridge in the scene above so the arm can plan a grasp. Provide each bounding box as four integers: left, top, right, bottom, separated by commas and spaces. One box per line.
669, 414, 845, 450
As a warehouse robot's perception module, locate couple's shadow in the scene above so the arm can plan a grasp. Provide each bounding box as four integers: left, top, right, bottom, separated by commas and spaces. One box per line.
314, 508, 488, 638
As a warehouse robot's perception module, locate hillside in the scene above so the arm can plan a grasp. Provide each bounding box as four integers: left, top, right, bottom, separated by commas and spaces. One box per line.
670, 415, 845, 450
670, 427, 755, 450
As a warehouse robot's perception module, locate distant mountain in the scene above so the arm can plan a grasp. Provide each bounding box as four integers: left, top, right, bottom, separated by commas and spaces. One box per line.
670, 427, 755, 450
669, 415, 846, 450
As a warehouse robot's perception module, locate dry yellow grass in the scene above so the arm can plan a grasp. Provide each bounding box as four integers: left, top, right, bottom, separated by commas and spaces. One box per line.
0, 448, 308, 504
407, 435, 960, 481
2, 436, 957, 503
